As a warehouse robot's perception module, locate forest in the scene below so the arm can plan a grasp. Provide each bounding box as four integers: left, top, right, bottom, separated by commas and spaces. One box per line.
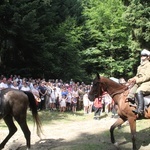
0, 0, 149, 83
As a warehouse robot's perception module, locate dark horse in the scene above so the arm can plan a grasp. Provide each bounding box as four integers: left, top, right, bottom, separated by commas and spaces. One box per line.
0, 88, 42, 150
88, 73, 150, 150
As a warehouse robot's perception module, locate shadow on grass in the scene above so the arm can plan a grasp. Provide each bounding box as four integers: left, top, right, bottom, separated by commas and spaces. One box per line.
18, 127, 150, 150
114, 120, 150, 150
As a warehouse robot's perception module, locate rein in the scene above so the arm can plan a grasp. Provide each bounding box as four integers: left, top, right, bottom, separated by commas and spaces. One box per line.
110, 87, 128, 98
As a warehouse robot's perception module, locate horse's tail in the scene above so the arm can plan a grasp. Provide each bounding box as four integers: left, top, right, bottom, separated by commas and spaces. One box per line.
24, 91, 43, 138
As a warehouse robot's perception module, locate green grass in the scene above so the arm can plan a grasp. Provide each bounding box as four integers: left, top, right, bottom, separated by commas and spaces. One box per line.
0, 110, 91, 128
28, 110, 92, 124
1, 111, 150, 150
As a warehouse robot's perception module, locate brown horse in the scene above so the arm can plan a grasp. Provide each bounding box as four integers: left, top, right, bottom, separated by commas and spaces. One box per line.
0, 88, 42, 150
88, 73, 150, 150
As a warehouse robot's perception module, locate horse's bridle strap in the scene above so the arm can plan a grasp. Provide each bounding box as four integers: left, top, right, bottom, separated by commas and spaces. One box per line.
110, 87, 128, 98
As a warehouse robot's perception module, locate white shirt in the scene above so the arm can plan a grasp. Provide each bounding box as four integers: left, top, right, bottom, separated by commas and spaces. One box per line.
11, 85, 19, 90
0, 82, 8, 89
20, 86, 31, 91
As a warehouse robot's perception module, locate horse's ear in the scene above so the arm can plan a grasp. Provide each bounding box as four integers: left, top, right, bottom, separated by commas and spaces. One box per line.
96, 72, 100, 79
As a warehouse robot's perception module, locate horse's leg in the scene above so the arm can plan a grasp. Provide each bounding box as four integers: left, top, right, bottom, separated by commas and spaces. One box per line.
110, 117, 126, 146
14, 114, 31, 149
128, 117, 137, 150
0, 115, 17, 149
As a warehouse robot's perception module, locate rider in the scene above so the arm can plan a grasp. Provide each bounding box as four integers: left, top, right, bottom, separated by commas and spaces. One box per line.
127, 49, 150, 115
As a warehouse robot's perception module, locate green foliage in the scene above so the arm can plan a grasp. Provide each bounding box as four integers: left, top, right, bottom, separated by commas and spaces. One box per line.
42, 17, 83, 81
81, 0, 131, 78
0, 0, 149, 82
124, 0, 150, 49
0, 0, 84, 81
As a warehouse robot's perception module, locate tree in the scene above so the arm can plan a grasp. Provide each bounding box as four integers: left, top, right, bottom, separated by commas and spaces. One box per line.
0, 0, 85, 81
1, 0, 149, 82
124, 0, 150, 50
81, 0, 131, 78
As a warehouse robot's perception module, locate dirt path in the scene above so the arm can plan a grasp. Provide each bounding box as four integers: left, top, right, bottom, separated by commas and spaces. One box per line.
1, 114, 150, 150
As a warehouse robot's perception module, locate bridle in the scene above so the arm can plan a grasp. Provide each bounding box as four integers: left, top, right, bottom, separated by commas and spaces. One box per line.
92, 80, 104, 100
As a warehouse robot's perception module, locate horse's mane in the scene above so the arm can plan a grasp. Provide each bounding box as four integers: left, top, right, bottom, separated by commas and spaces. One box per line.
100, 76, 127, 97
101, 76, 124, 87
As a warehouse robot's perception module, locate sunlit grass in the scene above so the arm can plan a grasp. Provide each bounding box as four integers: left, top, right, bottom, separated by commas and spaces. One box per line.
27, 110, 93, 125
0, 110, 93, 129
1, 111, 150, 150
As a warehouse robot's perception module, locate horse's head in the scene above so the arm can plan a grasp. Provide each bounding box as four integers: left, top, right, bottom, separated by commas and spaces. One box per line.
88, 73, 103, 101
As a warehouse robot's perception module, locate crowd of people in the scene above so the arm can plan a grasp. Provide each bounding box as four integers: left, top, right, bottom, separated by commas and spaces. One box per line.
0, 75, 90, 113
0, 74, 115, 119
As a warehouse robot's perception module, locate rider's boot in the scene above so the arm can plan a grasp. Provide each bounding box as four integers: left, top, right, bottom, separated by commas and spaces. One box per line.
132, 91, 144, 115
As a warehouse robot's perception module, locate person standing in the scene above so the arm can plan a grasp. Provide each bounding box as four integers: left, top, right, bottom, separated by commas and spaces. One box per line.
72, 87, 79, 114
38, 81, 47, 111
59, 95, 67, 112
83, 91, 90, 114
11, 81, 19, 90
55, 83, 61, 110
31, 83, 40, 107
0, 77, 8, 90
50, 86, 57, 111
92, 96, 103, 120
20, 81, 31, 91
0, 77, 8, 114
66, 90, 72, 111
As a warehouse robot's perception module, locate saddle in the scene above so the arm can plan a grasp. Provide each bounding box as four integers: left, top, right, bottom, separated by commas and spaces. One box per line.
125, 82, 150, 108
129, 95, 150, 110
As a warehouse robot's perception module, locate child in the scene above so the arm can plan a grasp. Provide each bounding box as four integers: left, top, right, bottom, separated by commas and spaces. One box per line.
59, 95, 67, 112
83, 91, 90, 114
66, 91, 72, 111
92, 96, 103, 120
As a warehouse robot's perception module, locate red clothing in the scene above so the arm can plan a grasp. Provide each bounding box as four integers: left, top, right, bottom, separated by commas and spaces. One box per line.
93, 97, 102, 108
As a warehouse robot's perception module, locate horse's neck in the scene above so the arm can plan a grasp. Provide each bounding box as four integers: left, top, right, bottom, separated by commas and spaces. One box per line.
101, 77, 128, 103
108, 87, 127, 98
107, 87, 129, 108
103, 80, 127, 98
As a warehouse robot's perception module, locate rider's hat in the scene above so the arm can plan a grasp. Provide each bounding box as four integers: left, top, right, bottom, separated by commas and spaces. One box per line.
141, 49, 150, 56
